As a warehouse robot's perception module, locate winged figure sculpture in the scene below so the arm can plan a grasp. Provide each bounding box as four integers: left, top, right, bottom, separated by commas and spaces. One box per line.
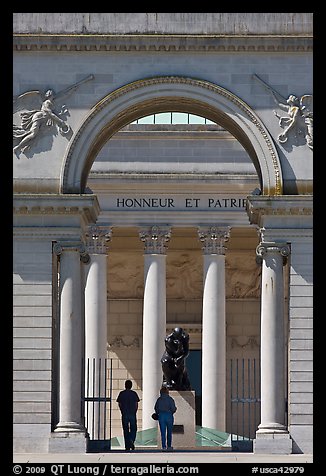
13, 74, 94, 155
253, 74, 313, 150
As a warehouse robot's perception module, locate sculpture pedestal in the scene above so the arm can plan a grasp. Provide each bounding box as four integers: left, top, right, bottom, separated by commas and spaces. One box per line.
164, 391, 196, 449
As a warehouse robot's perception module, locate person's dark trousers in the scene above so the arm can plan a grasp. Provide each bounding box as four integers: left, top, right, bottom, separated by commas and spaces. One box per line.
121, 413, 137, 449
158, 411, 174, 449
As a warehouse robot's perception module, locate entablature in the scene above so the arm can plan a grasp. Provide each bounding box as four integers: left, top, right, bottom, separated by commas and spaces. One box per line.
247, 195, 313, 229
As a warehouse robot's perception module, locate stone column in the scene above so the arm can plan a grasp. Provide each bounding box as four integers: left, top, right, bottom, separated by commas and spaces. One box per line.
84, 226, 112, 440
254, 241, 292, 453
139, 226, 171, 430
198, 226, 230, 431
53, 241, 90, 433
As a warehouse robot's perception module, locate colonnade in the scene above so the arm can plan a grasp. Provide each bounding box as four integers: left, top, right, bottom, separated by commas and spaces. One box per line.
52, 225, 290, 444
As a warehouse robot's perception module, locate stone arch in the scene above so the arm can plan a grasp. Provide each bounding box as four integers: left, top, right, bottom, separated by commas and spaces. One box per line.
60, 76, 283, 195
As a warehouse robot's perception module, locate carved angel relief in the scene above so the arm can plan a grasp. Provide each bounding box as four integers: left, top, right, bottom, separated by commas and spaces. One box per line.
13, 74, 94, 156
253, 74, 313, 150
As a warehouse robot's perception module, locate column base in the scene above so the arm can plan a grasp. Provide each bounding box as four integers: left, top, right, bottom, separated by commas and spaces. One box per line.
256, 421, 288, 433
254, 430, 292, 454
54, 421, 86, 433
49, 431, 88, 453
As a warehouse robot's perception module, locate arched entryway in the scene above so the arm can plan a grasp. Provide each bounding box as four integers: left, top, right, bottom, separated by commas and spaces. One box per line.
60, 76, 283, 195
54, 76, 289, 450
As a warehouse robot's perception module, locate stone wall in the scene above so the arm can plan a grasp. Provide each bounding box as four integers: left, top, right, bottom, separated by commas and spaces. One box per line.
107, 300, 142, 438
13, 46, 313, 194
288, 237, 313, 454
13, 238, 53, 452
13, 13, 313, 35
93, 125, 255, 176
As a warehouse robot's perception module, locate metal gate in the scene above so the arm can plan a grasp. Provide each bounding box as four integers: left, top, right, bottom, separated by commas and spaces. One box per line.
227, 358, 261, 451
82, 358, 113, 452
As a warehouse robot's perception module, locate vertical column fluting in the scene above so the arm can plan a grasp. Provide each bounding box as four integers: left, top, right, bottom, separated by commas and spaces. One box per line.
198, 226, 230, 431
53, 242, 89, 433
84, 226, 112, 439
256, 242, 290, 435
139, 226, 171, 430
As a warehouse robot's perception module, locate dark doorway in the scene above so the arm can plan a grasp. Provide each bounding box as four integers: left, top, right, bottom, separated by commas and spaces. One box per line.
186, 349, 202, 425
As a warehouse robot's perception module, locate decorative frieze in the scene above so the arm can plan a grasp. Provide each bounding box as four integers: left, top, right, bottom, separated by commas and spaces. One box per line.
107, 336, 140, 349
139, 225, 171, 254
231, 336, 260, 349
13, 35, 313, 53
198, 226, 230, 255
106, 250, 261, 300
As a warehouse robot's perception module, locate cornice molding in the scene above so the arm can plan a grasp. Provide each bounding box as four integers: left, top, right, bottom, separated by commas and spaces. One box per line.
13, 34, 313, 53
13, 227, 83, 239
111, 129, 234, 141
13, 193, 100, 222
246, 195, 313, 225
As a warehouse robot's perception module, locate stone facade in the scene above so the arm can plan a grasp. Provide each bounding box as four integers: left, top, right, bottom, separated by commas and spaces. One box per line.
13, 13, 313, 455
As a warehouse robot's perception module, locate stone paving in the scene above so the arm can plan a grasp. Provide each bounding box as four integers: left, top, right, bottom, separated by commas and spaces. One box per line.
13, 450, 313, 464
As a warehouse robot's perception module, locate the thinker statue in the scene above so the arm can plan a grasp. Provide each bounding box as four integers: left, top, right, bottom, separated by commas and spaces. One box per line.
161, 327, 191, 391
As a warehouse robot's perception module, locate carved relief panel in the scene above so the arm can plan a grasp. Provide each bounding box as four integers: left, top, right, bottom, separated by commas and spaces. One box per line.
107, 250, 261, 299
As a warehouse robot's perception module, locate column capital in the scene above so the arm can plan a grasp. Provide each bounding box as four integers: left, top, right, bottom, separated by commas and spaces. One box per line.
85, 225, 112, 254
53, 241, 90, 264
256, 241, 290, 265
198, 226, 230, 255
139, 225, 171, 254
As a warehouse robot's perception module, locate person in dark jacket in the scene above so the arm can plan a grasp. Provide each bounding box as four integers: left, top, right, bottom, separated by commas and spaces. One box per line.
154, 386, 177, 451
117, 379, 140, 450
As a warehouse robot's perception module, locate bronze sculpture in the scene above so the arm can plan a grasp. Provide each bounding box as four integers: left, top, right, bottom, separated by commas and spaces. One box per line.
161, 327, 191, 391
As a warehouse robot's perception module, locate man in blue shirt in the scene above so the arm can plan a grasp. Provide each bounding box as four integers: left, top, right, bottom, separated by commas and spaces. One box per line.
117, 379, 140, 450
154, 386, 177, 451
